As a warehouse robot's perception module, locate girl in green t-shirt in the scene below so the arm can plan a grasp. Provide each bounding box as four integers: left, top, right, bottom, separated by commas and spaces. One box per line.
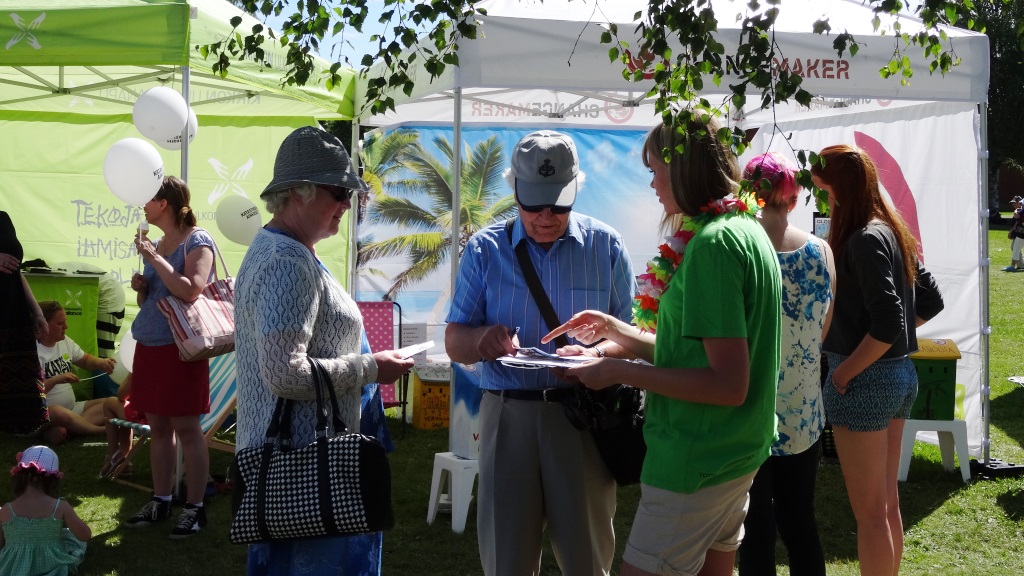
543, 117, 783, 576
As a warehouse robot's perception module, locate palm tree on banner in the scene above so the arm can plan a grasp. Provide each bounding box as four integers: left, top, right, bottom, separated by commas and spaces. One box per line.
359, 134, 516, 301
358, 130, 422, 225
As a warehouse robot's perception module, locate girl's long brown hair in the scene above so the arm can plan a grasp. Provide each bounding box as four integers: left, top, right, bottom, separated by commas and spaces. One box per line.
811, 145, 918, 283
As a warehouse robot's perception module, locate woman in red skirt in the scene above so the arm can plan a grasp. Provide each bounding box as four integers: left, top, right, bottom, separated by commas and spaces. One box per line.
123, 176, 215, 539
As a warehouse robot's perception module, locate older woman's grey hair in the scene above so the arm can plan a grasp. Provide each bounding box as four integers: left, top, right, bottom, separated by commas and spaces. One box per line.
263, 183, 318, 214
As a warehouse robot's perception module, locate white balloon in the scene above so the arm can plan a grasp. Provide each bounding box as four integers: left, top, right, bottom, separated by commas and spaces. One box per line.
103, 138, 164, 205
116, 327, 137, 373
133, 86, 188, 142
215, 195, 262, 245
109, 359, 130, 384
160, 107, 199, 151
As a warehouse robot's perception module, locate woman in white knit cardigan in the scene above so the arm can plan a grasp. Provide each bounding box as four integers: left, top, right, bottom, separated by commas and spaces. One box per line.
234, 127, 414, 576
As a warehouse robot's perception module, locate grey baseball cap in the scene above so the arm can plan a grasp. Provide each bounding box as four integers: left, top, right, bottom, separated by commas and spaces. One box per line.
510, 130, 579, 209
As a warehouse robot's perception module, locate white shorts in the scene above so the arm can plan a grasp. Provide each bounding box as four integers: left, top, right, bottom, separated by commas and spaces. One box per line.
46, 383, 83, 414
623, 471, 756, 576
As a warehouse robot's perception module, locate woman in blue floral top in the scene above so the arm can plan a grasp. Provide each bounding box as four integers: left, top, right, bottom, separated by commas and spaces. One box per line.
738, 153, 835, 576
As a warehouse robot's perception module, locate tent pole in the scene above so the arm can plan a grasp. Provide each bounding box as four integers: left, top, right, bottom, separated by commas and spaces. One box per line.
180, 66, 190, 182
979, 102, 991, 466
450, 87, 463, 319
350, 123, 361, 294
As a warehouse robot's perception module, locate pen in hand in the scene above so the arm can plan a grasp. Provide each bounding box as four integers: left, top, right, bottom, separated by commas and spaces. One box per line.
508, 326, 520, 350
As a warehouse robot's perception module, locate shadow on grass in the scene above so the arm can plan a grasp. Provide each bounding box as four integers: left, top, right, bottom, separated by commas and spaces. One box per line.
990, 386, 1024, 454
995, 486, 1024, 521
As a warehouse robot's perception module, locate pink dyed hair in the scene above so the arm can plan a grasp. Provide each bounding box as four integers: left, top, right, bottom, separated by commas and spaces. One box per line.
743, 152, 798, 208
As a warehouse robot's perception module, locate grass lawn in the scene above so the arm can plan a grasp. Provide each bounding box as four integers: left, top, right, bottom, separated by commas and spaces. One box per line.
1, 229, 1022, 575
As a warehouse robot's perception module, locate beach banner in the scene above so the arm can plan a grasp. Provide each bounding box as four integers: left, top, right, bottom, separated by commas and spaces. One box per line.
354, 126, 663, 355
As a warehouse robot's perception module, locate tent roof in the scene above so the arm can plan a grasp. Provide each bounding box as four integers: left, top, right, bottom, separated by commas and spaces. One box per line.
0, 0, 358, 119
357, 0, 989, 127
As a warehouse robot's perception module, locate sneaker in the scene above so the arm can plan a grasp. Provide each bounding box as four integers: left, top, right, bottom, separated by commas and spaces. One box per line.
123, 498, 172, 528
1003, 265, 1020, 272
169, 504, 207, 539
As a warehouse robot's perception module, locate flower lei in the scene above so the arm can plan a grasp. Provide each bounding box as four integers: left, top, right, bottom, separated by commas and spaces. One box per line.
632, 192, 763, 333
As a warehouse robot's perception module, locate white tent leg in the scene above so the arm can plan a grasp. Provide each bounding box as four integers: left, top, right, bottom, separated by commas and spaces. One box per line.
350, 123, 361, 293
978, 102, 991, 466
180, 66, 190, 182
449, 88, 463, 311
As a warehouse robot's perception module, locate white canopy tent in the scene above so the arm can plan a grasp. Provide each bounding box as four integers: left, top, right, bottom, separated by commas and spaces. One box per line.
354, 0, 994, 461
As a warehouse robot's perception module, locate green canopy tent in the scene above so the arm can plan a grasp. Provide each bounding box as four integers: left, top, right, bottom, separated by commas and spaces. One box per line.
0, 0, 359, 302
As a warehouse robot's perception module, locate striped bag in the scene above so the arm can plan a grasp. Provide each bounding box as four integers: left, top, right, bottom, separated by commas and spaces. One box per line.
156, 232, 235, 361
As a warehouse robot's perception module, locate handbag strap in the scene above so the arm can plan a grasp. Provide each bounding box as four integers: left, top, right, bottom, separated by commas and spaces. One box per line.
184, 228, 233, 280
505, 219, 569, 349
261, 359, 351, 447
254, 358, 352, 539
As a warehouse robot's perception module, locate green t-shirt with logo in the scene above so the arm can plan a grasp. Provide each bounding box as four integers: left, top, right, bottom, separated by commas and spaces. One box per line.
644, 213, 782, 493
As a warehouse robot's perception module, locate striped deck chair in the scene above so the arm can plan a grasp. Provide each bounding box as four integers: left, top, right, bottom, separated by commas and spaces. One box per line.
108, 352, 238, 495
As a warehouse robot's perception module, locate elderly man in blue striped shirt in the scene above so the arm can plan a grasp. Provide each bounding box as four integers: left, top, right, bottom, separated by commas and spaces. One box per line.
446, 130, 637, 576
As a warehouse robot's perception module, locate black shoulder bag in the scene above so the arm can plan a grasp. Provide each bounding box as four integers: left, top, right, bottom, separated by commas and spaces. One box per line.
229, 358, 395, 543
505, 219, 646, 486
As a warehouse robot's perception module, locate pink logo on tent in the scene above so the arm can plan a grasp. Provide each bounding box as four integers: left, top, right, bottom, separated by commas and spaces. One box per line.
604, 102, 634, 124
854, 131, 924, 263
624, 49, 659, 80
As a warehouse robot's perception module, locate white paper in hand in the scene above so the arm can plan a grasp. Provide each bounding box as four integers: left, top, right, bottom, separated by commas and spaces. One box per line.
395, 340, 434, 359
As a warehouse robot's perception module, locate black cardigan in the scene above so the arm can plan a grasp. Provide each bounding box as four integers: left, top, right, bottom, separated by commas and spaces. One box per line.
823, 221, 945, 358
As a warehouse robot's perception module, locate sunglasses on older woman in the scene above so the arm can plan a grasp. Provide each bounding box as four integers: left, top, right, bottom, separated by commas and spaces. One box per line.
317, 185, 355, 202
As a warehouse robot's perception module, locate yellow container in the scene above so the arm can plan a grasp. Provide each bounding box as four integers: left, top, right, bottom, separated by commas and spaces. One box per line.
412, 369, 450, 430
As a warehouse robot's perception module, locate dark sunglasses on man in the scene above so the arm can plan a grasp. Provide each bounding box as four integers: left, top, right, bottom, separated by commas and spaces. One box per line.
519, 203, 572, 215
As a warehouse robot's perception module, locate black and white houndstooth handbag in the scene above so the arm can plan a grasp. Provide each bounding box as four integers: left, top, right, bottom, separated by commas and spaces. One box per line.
229, 359, 395, 544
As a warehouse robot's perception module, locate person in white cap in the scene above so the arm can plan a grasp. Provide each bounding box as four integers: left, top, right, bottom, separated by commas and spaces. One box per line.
446, 130, 636, 576
0, 445, 90, 574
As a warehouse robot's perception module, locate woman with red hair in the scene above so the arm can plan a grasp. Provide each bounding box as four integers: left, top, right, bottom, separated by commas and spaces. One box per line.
811, 145, 944, 576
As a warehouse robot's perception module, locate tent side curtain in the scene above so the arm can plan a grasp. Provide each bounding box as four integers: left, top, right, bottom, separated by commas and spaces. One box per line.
0, 1, 190, 66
